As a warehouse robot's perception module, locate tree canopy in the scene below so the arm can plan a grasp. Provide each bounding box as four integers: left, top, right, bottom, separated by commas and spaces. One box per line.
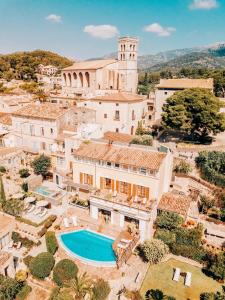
0, 50, 73, 81
31, 154, 51, 178
162, 88, 225, 137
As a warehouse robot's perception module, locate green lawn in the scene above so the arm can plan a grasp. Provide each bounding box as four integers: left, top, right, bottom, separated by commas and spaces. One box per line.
140, 259, 222, 300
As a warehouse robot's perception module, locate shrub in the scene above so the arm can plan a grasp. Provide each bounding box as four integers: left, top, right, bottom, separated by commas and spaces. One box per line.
19, 168, 30, 178
0, 166, 6, 173
154, 229, 176, 245
156, 211, 184, 230
45, 231, 58, 255
31, 154, 51, 178
173, 160, 192, 174
208, 251, 225, 280
21, 182, 28, 192
92, 279, 111, 300
29, 252, 55, 279
53, 259, 78, 286
140, 239, 169, 264
23, 255, 34, 267
174, 224, 204, 247
16, 284, 32, 300
15, 270, 28, 282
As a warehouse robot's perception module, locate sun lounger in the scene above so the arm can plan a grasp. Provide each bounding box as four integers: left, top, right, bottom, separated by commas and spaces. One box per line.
117, 243, 128, 249
39, 209, 47, 218
16, 242, 22, 249
173, 268, 181, 282
63, 218, 70, 228
185, 272, 192, 287
27, 205, 35, 213
142, 197, 147, 205
72, 216, 77, 226
134, 195, 138, 203
8, 241, 14, 249
33, 208, 41, 215
121, 239, 131, 244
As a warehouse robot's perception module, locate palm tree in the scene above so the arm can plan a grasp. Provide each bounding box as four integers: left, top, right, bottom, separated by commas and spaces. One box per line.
66, 272, 92, 300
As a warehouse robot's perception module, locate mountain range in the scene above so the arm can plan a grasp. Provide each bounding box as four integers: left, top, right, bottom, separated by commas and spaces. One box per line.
99, 42, 225, 71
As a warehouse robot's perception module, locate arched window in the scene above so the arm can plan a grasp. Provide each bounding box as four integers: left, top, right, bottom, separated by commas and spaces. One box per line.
123, 53, 125, 60
73, 72, 77, 87
121, 45, 123, 51
133, 54, 135, 60
123, 44, 126, 51
132, 110, 135, 120
63, 73, 67, 86
120, 54, 123, 60
129, 53, 132, 60
133, 45, 135, 51
68, 73, 72, 87
79, 72, 83, 87
85, 72, 90, 87
130, 44, 132, 50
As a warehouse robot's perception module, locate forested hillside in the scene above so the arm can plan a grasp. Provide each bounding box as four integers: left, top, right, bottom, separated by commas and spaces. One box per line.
0, 50, 73, 81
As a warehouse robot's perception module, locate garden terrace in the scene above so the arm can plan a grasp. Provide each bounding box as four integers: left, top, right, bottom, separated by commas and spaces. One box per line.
140, 258, 223, 300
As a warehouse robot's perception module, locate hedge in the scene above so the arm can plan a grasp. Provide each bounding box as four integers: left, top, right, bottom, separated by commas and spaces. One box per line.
154, 229, 176, 245
29, 252, 55, 279
53, 259, 78, 286
16, 284, 32, 300
45, 231, 58, 255
170, 244, 208, 263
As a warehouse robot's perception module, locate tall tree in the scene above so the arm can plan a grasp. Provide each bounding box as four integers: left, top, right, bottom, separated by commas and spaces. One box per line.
162, 88, 225, 138
31, 154, 51, 178
0, 176, 6, 208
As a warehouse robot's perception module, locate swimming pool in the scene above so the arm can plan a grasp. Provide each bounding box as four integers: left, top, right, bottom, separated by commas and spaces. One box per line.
34, 186, 53, 197
59, 230, 116, 266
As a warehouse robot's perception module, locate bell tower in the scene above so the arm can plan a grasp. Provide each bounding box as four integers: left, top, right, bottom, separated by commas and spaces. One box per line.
118, 36, 138, 93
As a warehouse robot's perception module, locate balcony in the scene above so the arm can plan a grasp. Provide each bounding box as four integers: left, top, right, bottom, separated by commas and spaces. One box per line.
93, 188, 154, 212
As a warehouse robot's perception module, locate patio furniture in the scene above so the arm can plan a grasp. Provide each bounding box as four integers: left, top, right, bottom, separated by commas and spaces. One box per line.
33, 208, 41, 215
142, 197, 147, 205
185, 272, 192, 287
12, 192, 24, 200
134, 195, 138, 203
113, 190, 117, 197
173, 268, 181, 282
16, 242, 22, 249
36, 200, 49, 207
63, 218, 70, 228
117, 243, 128, 249
39, 209, 47, 218
121, 238, 131, 244
27, 205, 35, 213
8, 241, 14, 249
72, 216, 77, 226
24, 196, 36, 204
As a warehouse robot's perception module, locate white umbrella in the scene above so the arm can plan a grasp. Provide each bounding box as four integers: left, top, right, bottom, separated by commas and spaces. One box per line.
36, 200, 49, 207
12, 193, 24, 199
24, 196, 36, 204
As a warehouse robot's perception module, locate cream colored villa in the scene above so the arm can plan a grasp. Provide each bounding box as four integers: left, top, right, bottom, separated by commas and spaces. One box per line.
71, 141, 173, 241
154, 78, 214, 121
61, 37, 138, 97
77, 92, 145, 134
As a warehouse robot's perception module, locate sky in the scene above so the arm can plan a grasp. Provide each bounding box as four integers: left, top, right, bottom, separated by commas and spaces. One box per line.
0, 0, 225, 60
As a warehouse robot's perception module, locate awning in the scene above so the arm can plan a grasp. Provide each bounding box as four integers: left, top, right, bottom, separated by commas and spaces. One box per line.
12, 193, 24, 199
36, 200, 49, 207
24, 196, 36, 204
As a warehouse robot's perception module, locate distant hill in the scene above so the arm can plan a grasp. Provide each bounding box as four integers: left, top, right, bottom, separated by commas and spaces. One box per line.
0, 50, 73, 81
95, 42, 225, 71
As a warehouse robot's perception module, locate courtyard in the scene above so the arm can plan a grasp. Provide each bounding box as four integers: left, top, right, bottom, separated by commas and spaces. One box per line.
140, 259, 223, 300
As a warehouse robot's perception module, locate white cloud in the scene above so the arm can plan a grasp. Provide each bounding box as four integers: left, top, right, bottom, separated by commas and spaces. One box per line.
46, 14, 62, 23
83, 25, 119, 39
144, 23, 176, 37
189, 0, 219, 10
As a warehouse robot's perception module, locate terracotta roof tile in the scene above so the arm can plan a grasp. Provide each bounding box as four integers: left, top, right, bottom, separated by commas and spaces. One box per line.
91, 92, 144, 102
104, 131, 137, 144
157, 78, 214, 89
62, 59, 117, 71
73, 142, 166, 171
158, 192, 192, 218
12, 103, 68, 120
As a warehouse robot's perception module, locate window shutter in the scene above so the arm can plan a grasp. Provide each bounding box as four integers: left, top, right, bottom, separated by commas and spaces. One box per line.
80, 172, 83, 184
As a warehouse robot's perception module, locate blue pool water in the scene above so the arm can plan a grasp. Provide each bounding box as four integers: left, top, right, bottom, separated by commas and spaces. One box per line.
60, 230, 116, 265
34, 186, 52, 197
